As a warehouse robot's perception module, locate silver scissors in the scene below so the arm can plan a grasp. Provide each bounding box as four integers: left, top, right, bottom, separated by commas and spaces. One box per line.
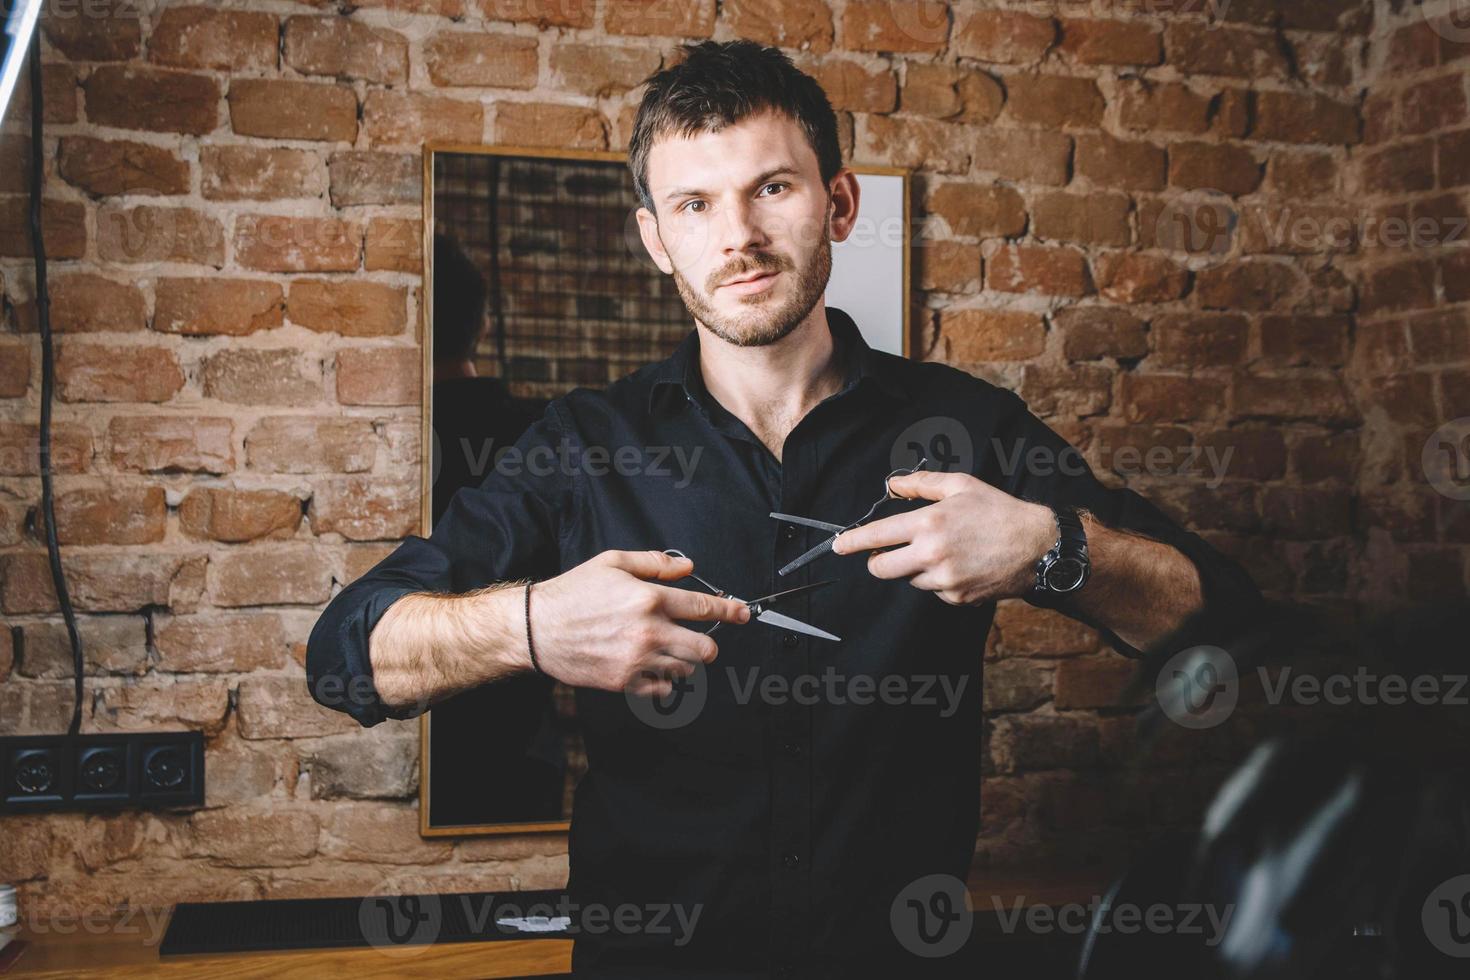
769, 457, 930, 577
661, 549, 840, 642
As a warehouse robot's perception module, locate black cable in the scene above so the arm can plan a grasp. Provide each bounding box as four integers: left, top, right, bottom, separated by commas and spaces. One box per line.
27, 31, 85, 736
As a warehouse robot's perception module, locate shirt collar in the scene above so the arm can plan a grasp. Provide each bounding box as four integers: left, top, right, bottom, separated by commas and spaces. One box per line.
647, 306, 907, 415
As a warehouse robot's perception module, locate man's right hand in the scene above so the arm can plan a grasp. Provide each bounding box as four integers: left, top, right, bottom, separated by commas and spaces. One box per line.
526, 550, 750, 697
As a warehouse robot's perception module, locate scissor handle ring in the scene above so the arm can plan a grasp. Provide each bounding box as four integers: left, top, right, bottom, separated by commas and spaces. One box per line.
883, 456, 929, 498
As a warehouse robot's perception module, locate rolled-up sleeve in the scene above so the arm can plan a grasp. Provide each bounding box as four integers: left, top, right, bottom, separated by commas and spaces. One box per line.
306, 400, 576, 727
982, 389, 1265, 659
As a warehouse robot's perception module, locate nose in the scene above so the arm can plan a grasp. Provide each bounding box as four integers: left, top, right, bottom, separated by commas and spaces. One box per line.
720, 197, 768, 256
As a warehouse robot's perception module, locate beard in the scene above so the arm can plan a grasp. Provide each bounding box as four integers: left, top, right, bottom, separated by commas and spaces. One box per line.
666, 212, 833, 349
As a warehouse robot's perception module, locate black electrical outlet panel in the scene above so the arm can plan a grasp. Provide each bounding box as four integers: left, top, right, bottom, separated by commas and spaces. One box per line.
0, 732, 204, 813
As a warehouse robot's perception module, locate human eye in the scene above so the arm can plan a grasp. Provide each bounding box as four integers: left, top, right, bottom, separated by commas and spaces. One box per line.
759, 182, 788, 197
680, 199, 707, 214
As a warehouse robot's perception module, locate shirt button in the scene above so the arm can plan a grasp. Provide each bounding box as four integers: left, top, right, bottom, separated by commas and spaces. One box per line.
783, 524, 797, 541
782, 740, 803, 757
782, 632, 799, 648
781, 851, 801, 869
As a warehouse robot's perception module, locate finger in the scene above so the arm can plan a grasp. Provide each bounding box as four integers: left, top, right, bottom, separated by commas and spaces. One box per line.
886, 470, 974, 502
832, 508, 929, 554
865, 543, 930, 582
653, 583, 751, 625
626, 674, 673, 700
602, 549, 694, 581
638, 622, 720, 665
635, 651, 698, 679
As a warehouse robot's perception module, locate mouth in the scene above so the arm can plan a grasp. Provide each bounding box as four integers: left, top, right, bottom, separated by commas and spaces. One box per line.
719, 270, 781, 293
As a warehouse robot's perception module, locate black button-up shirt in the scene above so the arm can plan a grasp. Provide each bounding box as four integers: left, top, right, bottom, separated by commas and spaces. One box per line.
306, 307, 1263, 977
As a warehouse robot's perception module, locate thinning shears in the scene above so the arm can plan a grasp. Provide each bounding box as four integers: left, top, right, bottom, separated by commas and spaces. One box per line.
661, 549, 840, 642
769, 458, 930, 577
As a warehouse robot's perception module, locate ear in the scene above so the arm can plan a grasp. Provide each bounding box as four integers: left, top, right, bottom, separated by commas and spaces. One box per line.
635, 206, 674, 275
827, 168, 861, 245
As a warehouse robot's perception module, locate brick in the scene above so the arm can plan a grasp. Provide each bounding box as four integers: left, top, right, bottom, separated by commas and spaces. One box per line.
725, 0, 833, 54
1360, 259, 1436, 314
309, 477, 419, 541
1264, 149, 1338, 199
479, 0, 593, 28
186, 807, 319, 866
1054, 656, 1139, 709
1059, 18, 1161, 66
424, 31, 539, 88
50, 485, 166, 545
202, 348, 324, 407
938, 309, 1045, 362
494, 102, 608, 150
283, 16, 408, 85
1291, 430, 1358, 483
1253, 91, 1361, 145
1169, 142, 1262, 195
212, 549, 334, 608
1147, 314, 1248, 369
205, 738, 284, 805
57, 344, 183, 403
1120, 374, 1227, 423
1075, 134, 1165, 191
546, 42, 658, 98
234, 215, 362, 273
0, 422, 89, 476
841, 0, 948, 54
1198, 427, 1287, 482
1441, 130, 1470, 188
287, 280, 408, 337
1004, 75, 1104, 128
49, 273, 147, 333
1212, 88, 1251, 139
323, 803, 452, 862
336, 348, 422, 406
1095, 253, 1189, 304
901, 63, 1003, 122
1055, 308, 1146, 362
1166, 22, 1287, 77
84, 66, 220, 136
18, 616, 149, 678
1400, 75, 1468, 137
57, 136, 190, 197
97, 204, 225, 266
801, 58, 897, 114
1117, 80, 1210, 134
605, 0, 716, 38
982, 659, 1049, 713
0, 134, 29, 194
2, 551, 207, 615
863, 114, 968, 174
42, 3, 141, 60
1241, 203, 1357, 255
229, 79, 358, 143
364, 91, 484, 147
1020, 362, 1112, 419
365, 218, 423, 273
986, 245, 1091, 298
0, 198, 86, 259
179, 488, 303, 543
1360, 140, 1435, 195
929, 182, 1023, 238
328, 152, 420, 208
953, 9, 1055, 63
159, 615, 284, 679
154, 278, 284, 336
971, 129, 1072, 185
148, 7, 279, 71
917, 240, 981, 292
303, 731, 418, 801
246, 416, 377, 474
0, 343, 28, 397
991, 715, 1098, 771
1258, 314, 1346, 367
1407, 310, 1470, 364
1195, 261, 1302, 311
1233, 373, 1355, 423
96, 680, 231, 734
5, 63, 78, 127
201, 145, 325, 202
1032, 192, 1130, 247
108, 416, 234, 474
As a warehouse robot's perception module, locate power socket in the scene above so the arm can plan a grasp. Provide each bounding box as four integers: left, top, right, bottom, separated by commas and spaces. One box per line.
1, 732, 204, 813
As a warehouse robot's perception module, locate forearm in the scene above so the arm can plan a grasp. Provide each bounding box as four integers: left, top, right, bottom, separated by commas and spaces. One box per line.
368, 582, 533, 709
1063, 510, 1205, 653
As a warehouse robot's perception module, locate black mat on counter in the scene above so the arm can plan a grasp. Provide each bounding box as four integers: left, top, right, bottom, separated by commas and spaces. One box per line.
159, 888, 570, 956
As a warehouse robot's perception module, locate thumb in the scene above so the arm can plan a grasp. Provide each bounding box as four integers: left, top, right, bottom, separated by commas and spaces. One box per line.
886, 469, 972, 502
603, 549, 694, 581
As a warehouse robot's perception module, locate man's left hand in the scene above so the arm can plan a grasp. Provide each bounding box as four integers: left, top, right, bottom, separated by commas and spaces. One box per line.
830, 470, 1058, 606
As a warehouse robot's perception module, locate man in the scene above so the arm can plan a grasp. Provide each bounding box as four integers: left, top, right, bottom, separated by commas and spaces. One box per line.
307, 39, 1263, 978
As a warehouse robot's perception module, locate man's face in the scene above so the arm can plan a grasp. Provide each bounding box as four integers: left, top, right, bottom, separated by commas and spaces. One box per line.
636, 109, 845, 348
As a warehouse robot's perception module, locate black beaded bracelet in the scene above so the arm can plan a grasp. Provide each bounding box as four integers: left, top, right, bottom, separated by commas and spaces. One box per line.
524, 581, 543, 675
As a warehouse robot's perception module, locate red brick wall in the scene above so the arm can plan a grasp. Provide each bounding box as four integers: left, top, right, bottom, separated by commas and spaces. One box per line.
0, 0, 1450, 913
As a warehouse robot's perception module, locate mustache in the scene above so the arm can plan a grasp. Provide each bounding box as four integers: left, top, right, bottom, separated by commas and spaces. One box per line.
708, 253, 790, 291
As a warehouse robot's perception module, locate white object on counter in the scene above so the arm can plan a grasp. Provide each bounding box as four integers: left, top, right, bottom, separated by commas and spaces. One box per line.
0, 883, 16, 929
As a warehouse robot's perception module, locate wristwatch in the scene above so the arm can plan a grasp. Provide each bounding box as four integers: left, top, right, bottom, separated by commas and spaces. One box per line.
1031, 505, 1090, 604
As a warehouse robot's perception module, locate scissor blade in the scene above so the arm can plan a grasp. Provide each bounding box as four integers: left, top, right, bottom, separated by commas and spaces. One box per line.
777, 536, 836, 577
769, 511, 846, 534
756, 608, 840, 642
751, 580, 835, 606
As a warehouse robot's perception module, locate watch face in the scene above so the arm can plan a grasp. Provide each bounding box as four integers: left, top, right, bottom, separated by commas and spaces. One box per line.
1046, 557, 1088, 593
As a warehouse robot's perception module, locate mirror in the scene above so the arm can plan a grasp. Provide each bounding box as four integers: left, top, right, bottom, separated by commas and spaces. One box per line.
419, 143, 911, 836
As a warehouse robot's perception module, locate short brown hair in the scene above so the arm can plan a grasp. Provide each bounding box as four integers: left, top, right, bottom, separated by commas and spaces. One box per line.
628, 40, 843, 216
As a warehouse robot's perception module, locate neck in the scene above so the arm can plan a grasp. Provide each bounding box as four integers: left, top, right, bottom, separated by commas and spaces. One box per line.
434, 358, 477, 380
696, 304, 846, 459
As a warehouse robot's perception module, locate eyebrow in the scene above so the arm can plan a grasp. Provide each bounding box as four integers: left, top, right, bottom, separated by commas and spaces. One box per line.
662, 165, 802, 204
